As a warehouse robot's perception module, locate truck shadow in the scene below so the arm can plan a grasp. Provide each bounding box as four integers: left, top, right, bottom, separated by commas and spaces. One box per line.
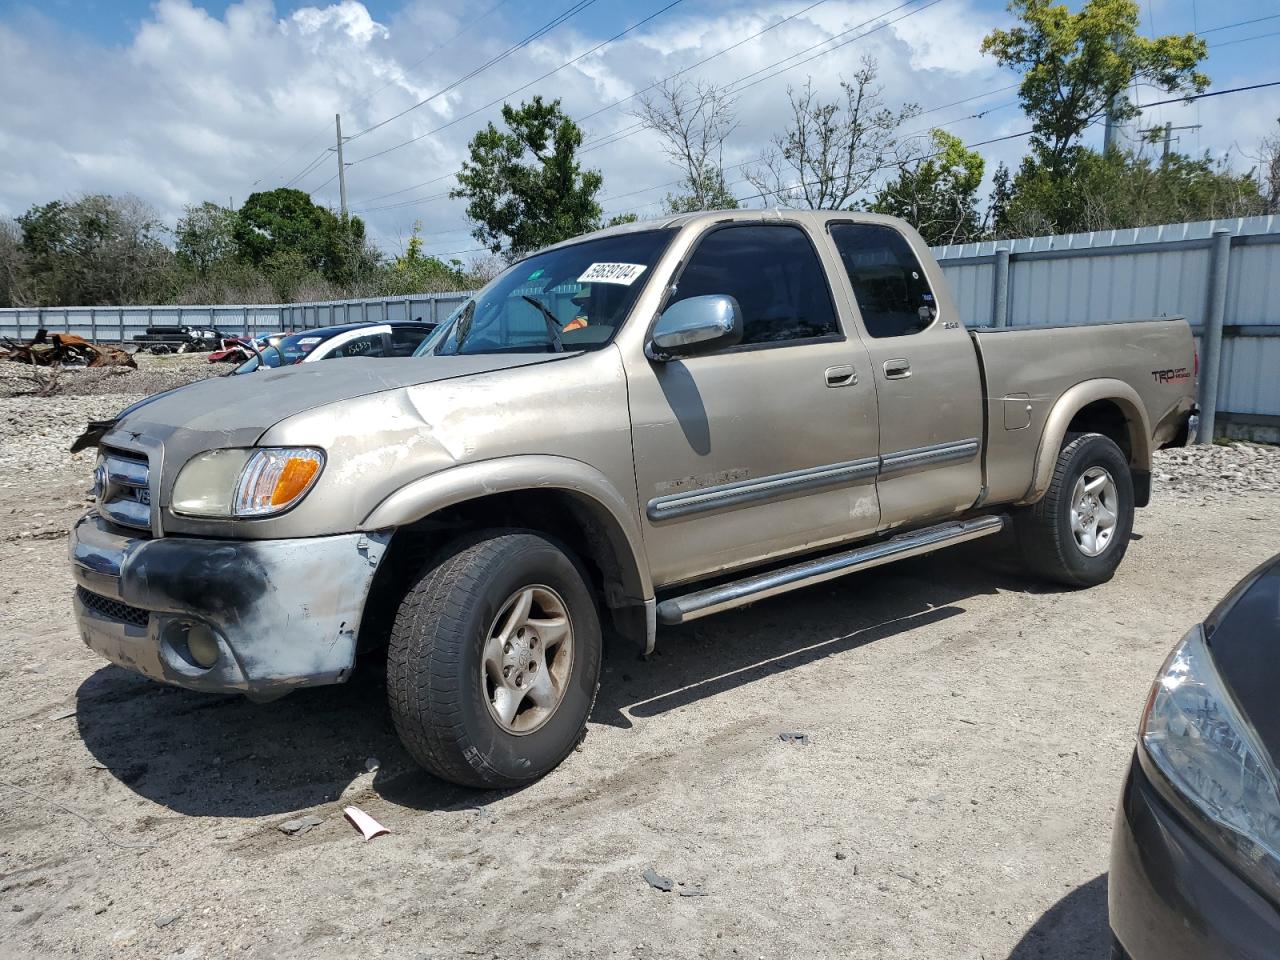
1007, 873, 1110, 959
74, 537, 1056, 818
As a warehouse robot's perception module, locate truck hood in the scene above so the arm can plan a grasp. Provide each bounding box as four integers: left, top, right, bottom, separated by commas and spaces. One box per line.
115, 353, 564, 446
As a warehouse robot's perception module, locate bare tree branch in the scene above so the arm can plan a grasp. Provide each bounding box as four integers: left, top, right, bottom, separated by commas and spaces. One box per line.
634, 79, 740, 212
744, 59, 919, 210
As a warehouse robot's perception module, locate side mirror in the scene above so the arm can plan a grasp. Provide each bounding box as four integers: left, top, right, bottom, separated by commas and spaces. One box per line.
646, 294, 743, 361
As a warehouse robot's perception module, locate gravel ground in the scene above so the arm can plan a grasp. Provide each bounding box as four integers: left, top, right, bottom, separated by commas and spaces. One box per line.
0, 373, 1277, 960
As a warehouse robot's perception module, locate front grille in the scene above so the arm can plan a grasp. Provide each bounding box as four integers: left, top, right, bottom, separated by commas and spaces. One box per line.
76, 586, 150, 628
98, 446, 152, 535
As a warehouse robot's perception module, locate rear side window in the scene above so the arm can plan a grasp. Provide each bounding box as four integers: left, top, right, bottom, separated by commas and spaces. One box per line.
829, 223, 937, 338
669, 224, 839, 346
389, 326, 432, 357
324, 332, 386, 359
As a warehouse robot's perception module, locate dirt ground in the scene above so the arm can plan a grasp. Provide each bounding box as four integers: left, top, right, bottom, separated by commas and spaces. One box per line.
1, 364, 1277, 960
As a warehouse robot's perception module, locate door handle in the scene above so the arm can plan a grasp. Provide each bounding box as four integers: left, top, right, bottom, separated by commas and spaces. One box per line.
824, 364, 857, 387
883, 359, 912, 380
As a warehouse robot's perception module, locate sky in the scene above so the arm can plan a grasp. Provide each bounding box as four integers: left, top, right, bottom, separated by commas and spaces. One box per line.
1, 0, 1277, 262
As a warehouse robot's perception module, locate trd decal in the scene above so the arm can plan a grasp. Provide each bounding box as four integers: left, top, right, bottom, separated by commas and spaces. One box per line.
1151, 367, 1191, 384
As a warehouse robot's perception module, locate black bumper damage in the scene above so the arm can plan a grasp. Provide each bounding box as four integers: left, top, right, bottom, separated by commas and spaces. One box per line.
69, 512, 389, 699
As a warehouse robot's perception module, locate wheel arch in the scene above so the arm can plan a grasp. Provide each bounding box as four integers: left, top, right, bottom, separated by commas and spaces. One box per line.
1022, 379, 1152, 506
359, 456, 655, 652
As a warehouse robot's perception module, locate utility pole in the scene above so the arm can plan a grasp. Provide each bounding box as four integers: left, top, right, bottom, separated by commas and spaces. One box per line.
1138, 122, 1201, 161
334, 113, 349, 218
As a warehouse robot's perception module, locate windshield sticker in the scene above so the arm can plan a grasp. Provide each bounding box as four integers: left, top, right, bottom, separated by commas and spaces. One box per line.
527, 268, 545, 281
578, 262, 647, 286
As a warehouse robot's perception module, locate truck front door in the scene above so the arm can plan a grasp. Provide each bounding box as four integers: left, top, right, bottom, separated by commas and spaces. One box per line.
625, 222, 881, 587
825, 220, 984, 530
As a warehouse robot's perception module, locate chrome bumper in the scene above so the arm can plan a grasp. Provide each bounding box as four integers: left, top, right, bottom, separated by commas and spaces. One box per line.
69, 512, 389, 698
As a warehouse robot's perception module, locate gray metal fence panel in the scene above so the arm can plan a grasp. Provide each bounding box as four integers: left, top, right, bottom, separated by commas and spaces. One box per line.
931, 215, 1280, 430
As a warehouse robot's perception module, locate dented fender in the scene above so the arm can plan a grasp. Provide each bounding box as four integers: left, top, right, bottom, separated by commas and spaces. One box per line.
360, 455, 655, 602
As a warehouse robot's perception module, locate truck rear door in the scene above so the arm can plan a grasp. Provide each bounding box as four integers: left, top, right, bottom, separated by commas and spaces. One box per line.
824, 220, 984, 529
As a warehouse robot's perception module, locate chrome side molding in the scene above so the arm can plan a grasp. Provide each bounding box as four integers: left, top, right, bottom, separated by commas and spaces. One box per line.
646, 438, 981, 523
647, 456, 879, 522
656, 514, 1007, 625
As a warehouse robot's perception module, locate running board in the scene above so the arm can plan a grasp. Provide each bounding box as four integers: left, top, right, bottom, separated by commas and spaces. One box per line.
656, 515, 1008, 625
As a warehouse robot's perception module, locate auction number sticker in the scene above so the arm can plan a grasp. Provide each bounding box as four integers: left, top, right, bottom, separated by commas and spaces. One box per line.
578, 262, 647, 286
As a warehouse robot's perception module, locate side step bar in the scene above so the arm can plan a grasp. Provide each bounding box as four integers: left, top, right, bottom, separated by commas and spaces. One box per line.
656, 515, 1008, 625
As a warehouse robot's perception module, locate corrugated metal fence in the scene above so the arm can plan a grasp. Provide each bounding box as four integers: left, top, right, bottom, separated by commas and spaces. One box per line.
933, 215, 1280, 438
2, 214, 1278, 437
0, 293, 473, 345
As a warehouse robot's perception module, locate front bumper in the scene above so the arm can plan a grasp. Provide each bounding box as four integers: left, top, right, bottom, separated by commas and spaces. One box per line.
69, 512, 389, 698
1109, 751, 1280, 960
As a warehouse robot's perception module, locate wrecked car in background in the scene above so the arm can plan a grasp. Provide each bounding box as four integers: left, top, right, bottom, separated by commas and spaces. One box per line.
69, 211, 1196, 789
228, 320, 437, 374
2, 329, 137, 368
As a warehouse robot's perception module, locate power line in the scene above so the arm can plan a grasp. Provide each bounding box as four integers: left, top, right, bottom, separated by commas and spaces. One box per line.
725, 0, 946, 95
351, 0, 943, 208
267, 1, 516, 190
342, 0, 602, 146
1197, 12, 1280, 35
1208, 29, 1280, 50
345, 0, 687, 170
345, 0, 515, 115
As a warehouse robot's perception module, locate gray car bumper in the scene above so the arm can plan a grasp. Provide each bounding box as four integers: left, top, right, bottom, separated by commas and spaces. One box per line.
69, 512, 389, 698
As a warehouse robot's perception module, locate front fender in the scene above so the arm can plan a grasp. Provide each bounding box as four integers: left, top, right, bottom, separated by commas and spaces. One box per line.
360, 455, 654, 602
1022, 378, 1153, 505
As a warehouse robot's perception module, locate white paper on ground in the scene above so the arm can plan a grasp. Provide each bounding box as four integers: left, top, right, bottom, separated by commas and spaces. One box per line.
343, 805, 390, 840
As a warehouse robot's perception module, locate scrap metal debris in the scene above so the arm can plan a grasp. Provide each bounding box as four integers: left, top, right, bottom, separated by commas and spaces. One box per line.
642, 868, 674, 892
277, 814, 323, 837
0, 329, 137, 369
343, 805, 390, 841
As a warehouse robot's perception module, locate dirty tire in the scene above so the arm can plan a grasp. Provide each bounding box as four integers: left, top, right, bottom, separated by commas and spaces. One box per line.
387, 530, 602, 789
1016, 432, 1134, 588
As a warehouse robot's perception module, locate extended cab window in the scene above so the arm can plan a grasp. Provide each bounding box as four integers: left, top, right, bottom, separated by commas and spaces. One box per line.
669, 224, 839, 346
829, 223, 937, 338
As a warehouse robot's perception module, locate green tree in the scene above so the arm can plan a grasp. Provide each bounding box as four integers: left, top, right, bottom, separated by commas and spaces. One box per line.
982, 0, 1208, 172
452, 96, 603, 257
1000, 148, 1265, 236
381, 222, 469, 294
987, 162, 1014, 237
175, 202, 237, 277
871, 130, 985, 245
233, 187, 372, 287
16, 194, 175, 305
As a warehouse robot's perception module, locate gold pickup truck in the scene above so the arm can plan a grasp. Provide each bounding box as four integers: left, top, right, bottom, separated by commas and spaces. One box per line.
69, 211, 1196, 787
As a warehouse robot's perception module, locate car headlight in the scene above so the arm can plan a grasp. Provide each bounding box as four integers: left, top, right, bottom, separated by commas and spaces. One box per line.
1141, 624, 1280, 885
171, 447, 325, 518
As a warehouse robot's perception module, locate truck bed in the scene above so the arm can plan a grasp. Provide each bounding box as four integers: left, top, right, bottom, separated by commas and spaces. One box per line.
971, 317, 1196, 504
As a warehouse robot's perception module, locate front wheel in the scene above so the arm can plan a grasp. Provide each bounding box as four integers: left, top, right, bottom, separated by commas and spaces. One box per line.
386, 530, 602, 788
1016, 432, 1135, 587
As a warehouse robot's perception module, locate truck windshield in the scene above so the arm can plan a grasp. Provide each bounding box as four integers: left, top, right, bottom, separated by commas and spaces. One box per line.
418, 229, 675, 356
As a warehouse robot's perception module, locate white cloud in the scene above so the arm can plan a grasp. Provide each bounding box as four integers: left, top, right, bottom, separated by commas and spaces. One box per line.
0, 0, 1274, 264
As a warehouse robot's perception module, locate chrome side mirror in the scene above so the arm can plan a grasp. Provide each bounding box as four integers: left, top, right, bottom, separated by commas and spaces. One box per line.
646, 295, 743, 361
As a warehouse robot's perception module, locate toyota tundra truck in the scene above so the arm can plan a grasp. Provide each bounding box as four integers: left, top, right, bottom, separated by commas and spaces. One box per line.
69, 211, 1196, 788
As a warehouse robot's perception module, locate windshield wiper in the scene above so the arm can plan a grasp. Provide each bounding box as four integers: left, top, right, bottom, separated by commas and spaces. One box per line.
521, 295, 565, 353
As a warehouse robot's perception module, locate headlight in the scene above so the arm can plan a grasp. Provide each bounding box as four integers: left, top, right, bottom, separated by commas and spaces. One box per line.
172, 447, 324, 518
1141, 624, 1280, 885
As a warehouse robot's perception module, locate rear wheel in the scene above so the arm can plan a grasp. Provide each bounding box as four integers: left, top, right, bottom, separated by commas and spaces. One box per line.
386, 530, 602, 788
1016, 432, 1134, 587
